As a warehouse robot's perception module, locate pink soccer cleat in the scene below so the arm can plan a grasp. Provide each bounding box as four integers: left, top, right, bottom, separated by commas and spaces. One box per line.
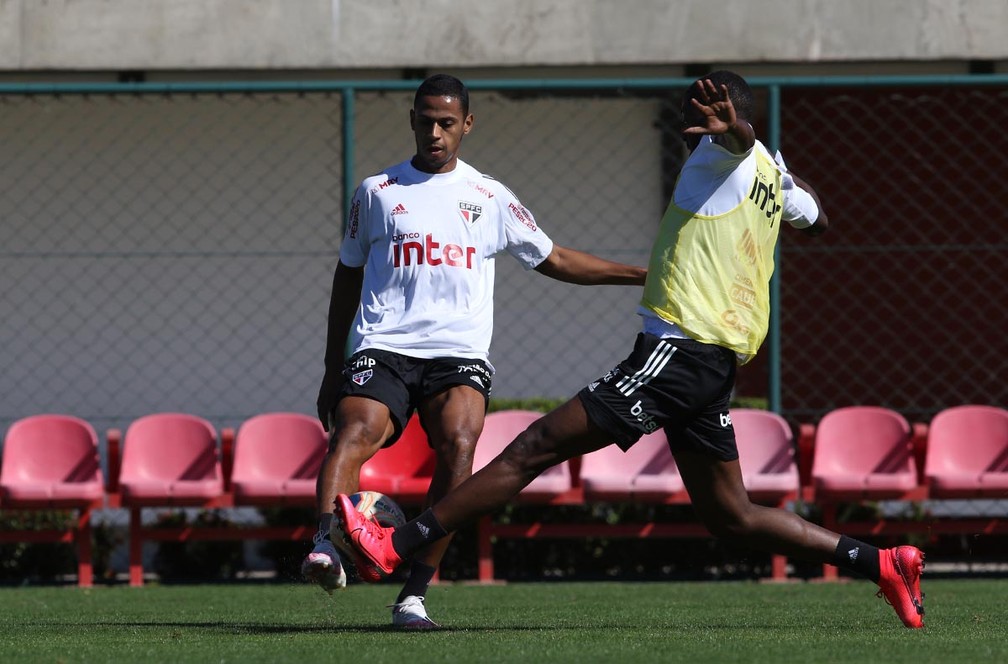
335, 493, 404, 581
876, 545, 925, 628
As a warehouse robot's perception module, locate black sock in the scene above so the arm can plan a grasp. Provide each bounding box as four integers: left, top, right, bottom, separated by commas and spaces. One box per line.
396, 561, 438, 603
832, 535, 881, 582
391, 509, 449, 559
317, 513, 333, 541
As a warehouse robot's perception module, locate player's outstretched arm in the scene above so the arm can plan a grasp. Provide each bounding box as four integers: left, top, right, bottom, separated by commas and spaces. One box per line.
789, 172, 830, 237
534, 245, 646, 286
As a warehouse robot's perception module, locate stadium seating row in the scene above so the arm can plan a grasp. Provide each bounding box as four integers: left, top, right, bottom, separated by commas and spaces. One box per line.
477, 405, 1008, 581
1, 405, 1006, 587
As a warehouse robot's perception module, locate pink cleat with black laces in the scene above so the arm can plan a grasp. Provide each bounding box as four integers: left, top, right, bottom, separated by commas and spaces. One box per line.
335, 493, 403, 581
877, 545, 925, 628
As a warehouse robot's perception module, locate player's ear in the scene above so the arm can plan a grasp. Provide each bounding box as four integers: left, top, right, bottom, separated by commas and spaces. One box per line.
462, 113, 474, 135
409, 108, 416, 131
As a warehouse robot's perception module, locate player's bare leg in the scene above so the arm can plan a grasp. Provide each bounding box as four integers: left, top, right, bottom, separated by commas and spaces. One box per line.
673, 448, 840, 558
388, 386, 484, 629
674, 448, 923, 628
339, 397, 610, 575
304, 397, 393, 591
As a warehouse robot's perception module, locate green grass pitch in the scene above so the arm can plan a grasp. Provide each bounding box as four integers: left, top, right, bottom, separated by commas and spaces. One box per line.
0, 579, 1003, 663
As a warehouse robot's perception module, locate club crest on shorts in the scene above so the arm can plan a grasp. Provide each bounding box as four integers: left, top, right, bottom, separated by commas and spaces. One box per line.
458, 201, 482, 225
351, 369, 373, 386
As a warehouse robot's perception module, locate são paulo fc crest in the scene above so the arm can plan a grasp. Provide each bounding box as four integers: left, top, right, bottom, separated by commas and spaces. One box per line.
458, 201, 482, 225
351, 369, 373, 386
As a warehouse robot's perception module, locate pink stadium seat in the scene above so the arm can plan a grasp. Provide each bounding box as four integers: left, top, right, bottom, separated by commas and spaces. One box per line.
732, 409, 800, 503
474, 410, 573, 499
230, 412, 326, 506
580, 433, 676, 501
473, 409, 574, 583
924, 405, 1008, 498
118, 413, 224, 506
0, 414, 105, 587
809, 406, 923, 580
626, 430, 686, 500
731, 409, 801, 581
116, 413, 226, 587
0, 414, 104, 506
810, 406, 919, 499
360, 414, 435, 504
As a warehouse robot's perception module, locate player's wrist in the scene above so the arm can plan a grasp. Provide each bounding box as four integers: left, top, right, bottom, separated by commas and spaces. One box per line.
728, 119, 750, 135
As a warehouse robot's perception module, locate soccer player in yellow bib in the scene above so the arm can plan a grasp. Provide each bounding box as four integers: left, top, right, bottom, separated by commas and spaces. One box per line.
337, 71, 926, 629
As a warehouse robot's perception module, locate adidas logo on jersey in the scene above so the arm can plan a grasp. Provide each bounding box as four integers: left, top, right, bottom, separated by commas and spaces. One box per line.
391, 203, 408, 215
469, 375, 484, 387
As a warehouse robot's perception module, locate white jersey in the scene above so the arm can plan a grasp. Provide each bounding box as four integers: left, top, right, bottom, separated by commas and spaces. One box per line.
339, 158, 554, 365
673, 136, 819, 226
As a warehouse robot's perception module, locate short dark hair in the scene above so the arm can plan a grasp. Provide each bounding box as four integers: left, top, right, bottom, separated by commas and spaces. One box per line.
414, 74, 470, 115
684, 70, 754, 121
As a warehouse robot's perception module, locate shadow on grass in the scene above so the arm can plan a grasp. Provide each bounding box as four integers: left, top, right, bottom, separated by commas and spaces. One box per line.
63, 619, 875, 635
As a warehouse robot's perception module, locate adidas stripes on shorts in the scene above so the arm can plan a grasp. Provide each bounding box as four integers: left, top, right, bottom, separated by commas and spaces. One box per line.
577, 333, 740, 461
340, 348, 492, 446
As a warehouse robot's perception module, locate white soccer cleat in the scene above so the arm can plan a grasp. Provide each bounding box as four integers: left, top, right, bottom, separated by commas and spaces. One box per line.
301, 536, 347, 594
389, 595, 440, 630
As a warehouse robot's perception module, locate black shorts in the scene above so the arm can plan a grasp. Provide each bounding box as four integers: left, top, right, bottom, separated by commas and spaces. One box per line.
340, 348, 492, 445
577, 333, 739, 461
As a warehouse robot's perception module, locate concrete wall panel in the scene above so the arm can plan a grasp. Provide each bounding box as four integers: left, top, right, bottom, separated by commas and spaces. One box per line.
6, 0, 1008, 72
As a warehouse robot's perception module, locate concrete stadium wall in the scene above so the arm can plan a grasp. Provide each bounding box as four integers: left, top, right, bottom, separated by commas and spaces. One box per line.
2, 0, 1007, 72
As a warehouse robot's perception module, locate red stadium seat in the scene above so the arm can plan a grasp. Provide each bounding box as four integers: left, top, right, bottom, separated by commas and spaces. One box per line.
473, 409, 577, 582
731, 408, 801, 580
230, 412, 326, 506
118, 413, 224, 506
474, 410, 574, 499
580, 431, 685, 501
732, 409, 800, 503
580, 440, 650, 501
0, 414, 105, 587
627, 430, 686, 501
924, 405, 1008, 498
359, 414, 435, 505
810, 406, 919, 499
808, 406, 924, 579
115, 412, 226, 586
1, 414, 104, 506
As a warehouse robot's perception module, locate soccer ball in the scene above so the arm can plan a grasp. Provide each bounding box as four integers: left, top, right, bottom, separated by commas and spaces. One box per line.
330, 491, 406, 558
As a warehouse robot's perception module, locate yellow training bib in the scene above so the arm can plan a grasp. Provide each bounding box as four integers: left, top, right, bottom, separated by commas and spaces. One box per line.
641, 148, 783, 364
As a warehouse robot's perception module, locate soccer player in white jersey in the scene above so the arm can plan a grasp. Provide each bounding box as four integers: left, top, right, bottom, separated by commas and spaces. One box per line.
338, 71, 927, 630
303, 74, 647, 628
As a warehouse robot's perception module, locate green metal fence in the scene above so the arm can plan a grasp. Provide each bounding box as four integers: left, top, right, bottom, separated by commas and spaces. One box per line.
2, 75, 1006, 437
